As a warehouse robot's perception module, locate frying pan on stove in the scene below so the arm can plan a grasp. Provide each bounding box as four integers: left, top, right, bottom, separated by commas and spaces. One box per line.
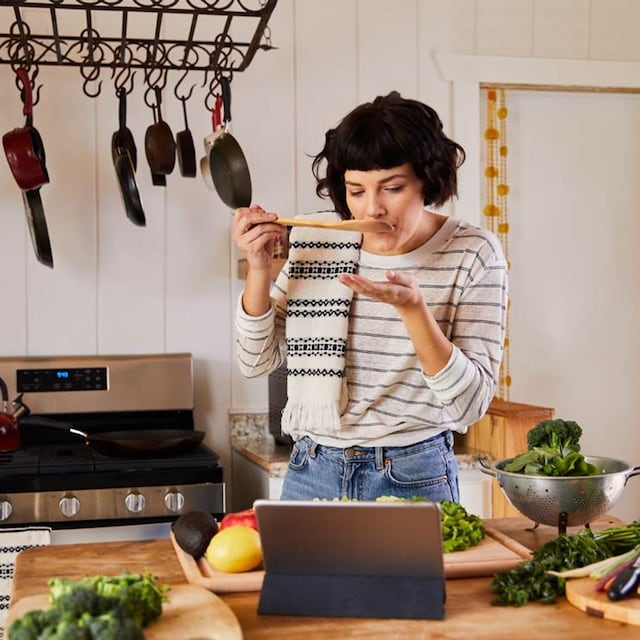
19, 415, 204, 458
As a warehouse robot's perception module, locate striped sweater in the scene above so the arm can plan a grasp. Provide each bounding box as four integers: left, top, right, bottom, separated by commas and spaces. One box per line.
235, 216, 508, 447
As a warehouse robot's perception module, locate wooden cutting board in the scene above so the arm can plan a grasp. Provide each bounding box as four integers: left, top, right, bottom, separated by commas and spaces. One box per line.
170, 525, 532, 594
566, 577, 640, 626
5, 584, 242, 639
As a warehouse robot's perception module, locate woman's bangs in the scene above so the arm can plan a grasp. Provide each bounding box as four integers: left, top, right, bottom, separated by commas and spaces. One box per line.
341, 125, 404, 171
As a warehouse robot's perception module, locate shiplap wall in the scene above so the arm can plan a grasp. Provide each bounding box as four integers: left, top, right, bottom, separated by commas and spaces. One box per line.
2, 0, 640, 519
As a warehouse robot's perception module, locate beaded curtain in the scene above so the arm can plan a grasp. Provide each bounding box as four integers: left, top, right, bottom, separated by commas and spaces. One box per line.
484, 88, 511, 400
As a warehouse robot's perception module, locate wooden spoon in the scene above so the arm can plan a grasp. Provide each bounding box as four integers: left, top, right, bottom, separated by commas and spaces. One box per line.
274, 217, 393, 233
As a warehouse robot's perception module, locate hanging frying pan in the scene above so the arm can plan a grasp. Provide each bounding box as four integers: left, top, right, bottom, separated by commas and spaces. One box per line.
209, 77, 252, 208
2, 67, 49, 191
111, 88, 138, 170
111, 90, 146, 226
19, 415, 205, 458
145, 87, 176, 176
22, 189, 53, 268
176, 96, 197, 178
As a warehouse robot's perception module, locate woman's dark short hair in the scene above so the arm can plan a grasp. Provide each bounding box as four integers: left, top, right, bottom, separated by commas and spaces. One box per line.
312, 92, 466, 218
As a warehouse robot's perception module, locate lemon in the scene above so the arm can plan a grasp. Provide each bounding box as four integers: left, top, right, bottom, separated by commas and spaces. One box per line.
205, 525, 263, 573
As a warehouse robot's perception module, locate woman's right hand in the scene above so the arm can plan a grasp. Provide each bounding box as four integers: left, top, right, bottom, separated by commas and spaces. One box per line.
232, 205, 283, 273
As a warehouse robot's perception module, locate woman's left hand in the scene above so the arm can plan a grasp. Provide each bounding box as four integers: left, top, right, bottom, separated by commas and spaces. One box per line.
339, 270, 423, 310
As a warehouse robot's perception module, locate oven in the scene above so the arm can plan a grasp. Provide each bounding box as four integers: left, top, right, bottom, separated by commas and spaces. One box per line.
0, 353, 225, 544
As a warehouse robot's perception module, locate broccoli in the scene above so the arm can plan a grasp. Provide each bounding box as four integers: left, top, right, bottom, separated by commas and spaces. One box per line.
8, 609, 89, 640
51, 585, 116, 619
84, 608, 144, 640
7, 609, 49, 640
38, 615, 90, 640
49, 572, 168, 629
9, 573, 168, 640
526, 419, 583, 455
503, 418, 600, 477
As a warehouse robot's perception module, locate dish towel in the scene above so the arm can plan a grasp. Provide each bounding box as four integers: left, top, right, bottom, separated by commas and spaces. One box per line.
0, 527, 51, 639
280, 212, 361, 437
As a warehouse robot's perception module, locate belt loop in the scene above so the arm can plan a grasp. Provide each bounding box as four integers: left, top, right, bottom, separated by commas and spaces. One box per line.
375, 447, 384, 470
308, 439, 319, 458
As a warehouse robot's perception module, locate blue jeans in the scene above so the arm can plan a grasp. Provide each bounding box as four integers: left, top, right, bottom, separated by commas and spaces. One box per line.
279, 431, 459, 502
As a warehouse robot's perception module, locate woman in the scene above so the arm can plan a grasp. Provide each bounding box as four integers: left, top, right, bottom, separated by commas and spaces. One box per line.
233, 92, 508, 502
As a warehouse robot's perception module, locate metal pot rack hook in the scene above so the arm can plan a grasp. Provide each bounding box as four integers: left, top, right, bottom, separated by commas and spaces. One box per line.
174, 69, 195, 103
11, 63, 42, 108
112, 65, 136, 96
203, 70, 227, 112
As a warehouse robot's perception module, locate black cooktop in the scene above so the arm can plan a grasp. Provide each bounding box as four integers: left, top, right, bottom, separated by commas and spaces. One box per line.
0, 442, 222, 492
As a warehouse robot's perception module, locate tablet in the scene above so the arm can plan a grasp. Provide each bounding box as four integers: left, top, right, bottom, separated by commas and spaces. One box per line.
253, 499, 446, 619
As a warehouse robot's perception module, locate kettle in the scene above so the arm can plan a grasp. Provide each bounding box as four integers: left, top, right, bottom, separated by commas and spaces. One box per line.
0, 377, 28, 452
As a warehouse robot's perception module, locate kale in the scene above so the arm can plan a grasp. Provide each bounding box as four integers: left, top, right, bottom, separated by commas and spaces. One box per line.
490, 529, 611, 606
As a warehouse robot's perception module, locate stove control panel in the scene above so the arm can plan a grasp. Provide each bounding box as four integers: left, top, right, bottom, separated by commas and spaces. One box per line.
0, 483, 225, 525
17, 367, 108, 393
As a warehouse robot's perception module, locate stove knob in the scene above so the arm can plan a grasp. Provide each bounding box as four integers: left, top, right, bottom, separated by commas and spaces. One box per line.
164, 490, 185, 513
125, 491, 146, 513
59, 494, 80, 518
0, 500, 12, 521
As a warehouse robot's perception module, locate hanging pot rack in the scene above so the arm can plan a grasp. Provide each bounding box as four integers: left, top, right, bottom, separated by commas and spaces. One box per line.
0, 0, 278, 102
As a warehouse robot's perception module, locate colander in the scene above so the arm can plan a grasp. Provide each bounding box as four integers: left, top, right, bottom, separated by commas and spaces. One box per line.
479, 456, 640, 534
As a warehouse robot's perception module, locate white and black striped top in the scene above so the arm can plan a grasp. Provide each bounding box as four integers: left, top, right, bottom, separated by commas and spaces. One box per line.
235, 216, 508, 447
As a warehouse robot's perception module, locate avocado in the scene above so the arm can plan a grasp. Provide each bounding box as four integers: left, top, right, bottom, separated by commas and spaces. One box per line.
172, 510, 219, 558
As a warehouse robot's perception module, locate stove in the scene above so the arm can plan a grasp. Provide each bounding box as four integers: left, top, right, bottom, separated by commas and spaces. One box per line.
0, 353, 225, 533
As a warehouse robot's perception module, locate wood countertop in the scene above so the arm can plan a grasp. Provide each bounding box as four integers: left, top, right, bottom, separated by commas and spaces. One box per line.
9, 517, 637, 639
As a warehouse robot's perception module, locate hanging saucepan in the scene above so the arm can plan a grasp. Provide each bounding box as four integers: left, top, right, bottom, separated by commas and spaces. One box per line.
209, 77, 252, 208
2, 67, 49, 191
19, 415, 205, 458
111, 89, 145, 226
176, 96, 197, 178
145, 87, 176, 177
201, 93, 222, 191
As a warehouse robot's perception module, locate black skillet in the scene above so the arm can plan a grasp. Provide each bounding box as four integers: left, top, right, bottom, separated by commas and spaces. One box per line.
19, 415, 204, 458
176, 96, 197, 178
22, 189, 54, 268
111, 88, 138, 170
209, 77, 252, 208
112, 90, 146, 226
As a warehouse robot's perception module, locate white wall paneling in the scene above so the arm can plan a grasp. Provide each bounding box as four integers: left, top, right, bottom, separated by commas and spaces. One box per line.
437, 52, 640, 522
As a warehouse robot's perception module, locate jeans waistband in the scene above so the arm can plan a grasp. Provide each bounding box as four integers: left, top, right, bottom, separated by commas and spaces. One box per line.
305, 430, 453, 464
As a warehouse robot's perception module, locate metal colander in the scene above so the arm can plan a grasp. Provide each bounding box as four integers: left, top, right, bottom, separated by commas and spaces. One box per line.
479, 456, 640, 533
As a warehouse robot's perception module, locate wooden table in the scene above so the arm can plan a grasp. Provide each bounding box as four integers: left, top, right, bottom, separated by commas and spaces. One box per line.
9, 517, 638, 639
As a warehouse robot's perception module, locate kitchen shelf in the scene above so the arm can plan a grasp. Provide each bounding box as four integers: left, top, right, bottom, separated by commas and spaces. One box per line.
0, 0, 278, 99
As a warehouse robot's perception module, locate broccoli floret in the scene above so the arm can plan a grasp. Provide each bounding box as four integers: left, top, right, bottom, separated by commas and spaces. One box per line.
526, 419, 583, 455
7, 609, 49, 640
51, 584, 116, 619
48, 572, 168, 629
504, 418, 599, 477
12, 573, 167, 640
84, 607, 144, 640
89, 572, 168, 628
38, 615, 90, 640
